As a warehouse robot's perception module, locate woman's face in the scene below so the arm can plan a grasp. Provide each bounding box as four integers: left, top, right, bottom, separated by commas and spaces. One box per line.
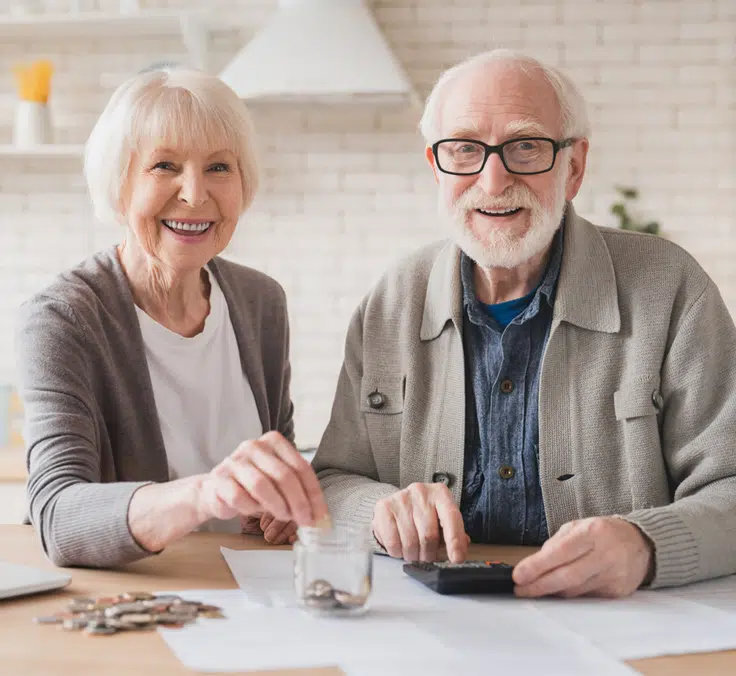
121, 140, 244, 272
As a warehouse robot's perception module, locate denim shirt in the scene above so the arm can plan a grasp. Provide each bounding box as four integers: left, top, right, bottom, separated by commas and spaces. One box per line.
460, 227, 563, 546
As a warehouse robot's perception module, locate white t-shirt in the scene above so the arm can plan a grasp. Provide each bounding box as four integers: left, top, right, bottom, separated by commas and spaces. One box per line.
136, 268, 263, 533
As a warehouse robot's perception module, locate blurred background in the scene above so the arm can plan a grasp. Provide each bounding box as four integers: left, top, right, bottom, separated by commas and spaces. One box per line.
0, 0, 734, 521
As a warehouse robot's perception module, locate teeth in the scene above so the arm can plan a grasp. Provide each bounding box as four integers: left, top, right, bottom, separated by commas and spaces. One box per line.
162, 220, 213, 232
478, 207, 520, 215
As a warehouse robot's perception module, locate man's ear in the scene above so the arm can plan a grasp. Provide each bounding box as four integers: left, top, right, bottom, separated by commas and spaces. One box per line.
565, 138, 589, 201
425, 146, 440, 184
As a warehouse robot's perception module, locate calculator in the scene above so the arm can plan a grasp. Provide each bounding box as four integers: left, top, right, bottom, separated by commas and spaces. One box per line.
402, 560, 515, 595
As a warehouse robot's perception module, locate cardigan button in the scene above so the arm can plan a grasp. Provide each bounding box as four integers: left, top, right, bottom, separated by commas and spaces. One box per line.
652, 390, 664, 411
367, 391, 386, 409
432, 472, 454, 488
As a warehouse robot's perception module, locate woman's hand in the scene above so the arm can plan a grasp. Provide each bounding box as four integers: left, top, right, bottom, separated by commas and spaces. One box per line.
198, 431, 327, 527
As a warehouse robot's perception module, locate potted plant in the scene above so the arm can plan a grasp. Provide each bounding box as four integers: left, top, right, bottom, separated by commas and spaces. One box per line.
610, 186, 661, 236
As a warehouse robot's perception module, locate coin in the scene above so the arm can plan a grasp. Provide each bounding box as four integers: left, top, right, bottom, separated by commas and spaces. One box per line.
84, 625, 117, 636
120, 591, 155, 602
200, 610, 225, 619
35, 592, 223, 636
315, 514, 333, 530
333, 590, 368, 608
62, 617, 87, 631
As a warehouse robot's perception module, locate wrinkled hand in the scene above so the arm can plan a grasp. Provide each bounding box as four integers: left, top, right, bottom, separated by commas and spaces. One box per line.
372, 483, 470, 563
199, 431, 328, 527
513, 516, 654, 598
242, 513, 298, 545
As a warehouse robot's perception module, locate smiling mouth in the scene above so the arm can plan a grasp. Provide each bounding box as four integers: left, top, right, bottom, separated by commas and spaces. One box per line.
161, 219, 215, 235
475, 207, 523, 217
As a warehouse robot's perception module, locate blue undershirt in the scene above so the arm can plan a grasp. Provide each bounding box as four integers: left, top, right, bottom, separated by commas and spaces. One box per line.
483, 287, 539, 328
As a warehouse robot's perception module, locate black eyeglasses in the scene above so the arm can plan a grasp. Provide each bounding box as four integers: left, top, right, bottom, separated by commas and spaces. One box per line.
432, 137, 575, 176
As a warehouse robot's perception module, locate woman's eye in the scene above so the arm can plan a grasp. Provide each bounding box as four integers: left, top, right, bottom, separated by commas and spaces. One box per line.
153, 161, 175, 171
209, 163, 230, 172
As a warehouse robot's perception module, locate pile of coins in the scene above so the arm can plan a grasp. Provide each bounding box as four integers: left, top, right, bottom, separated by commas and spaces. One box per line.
303, 578, 371, 613
33, 592, 224, 636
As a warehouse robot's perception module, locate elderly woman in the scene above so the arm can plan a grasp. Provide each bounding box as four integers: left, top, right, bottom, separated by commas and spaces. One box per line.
15, 67, 323, 568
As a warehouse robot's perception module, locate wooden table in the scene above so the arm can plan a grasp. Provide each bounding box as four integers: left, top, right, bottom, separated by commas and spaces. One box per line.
1, 525, 734, 675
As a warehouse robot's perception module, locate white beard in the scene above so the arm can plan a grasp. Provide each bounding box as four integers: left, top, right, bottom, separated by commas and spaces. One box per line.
440, 164, 569, 269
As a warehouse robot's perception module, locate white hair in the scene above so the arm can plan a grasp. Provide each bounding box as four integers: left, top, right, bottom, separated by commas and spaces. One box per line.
419, 49, 591, 144
84, 67, 260, 227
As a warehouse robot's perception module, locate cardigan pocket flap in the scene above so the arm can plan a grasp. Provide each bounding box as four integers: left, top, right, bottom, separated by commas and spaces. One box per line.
360, 374, 404, 415
614, 384, 658, 420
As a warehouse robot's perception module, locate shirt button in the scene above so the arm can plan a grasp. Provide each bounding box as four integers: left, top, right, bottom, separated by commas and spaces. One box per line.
500, 379, 514, 394
367, 391, 386, 409
498, 465, 515, 480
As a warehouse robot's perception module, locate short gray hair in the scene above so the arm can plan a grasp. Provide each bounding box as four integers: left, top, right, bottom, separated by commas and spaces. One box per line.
84, 67, 260, 227
419, 49, 591, 144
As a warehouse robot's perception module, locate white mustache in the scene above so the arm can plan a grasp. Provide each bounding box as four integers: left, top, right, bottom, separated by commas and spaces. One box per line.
453, 186, 539, 213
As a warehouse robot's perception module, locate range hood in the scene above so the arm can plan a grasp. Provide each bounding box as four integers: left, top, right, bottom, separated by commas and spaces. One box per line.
219, 0, 417, 105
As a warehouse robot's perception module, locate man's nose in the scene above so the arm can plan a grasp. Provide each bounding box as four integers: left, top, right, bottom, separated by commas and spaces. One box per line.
476, 152, 514, 196
177, 171, 208, 207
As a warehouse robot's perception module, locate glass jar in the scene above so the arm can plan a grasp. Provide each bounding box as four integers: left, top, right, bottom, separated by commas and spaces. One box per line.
294, 524, 373, 617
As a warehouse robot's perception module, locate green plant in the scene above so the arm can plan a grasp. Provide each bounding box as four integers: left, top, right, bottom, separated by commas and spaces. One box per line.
610, 186, 660, 235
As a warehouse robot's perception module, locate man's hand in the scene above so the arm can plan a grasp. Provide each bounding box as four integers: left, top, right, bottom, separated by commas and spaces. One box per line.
372, 483, 470, 563
513, 516, 654, 598
241, 514, 299, 545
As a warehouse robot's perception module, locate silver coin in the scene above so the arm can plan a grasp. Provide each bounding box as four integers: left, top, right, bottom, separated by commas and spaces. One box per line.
304, 595, 339, 610
305, 579, 334, 599
33, 616, 62, 625
333, 590, 368, 608
84, 625, 117, 636
62, 617, 87, 631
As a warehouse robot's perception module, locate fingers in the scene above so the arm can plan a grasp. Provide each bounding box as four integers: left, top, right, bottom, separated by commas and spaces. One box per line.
433, 490, 468, 563
210, 475, 260, 519
515, 550, 600, 597
224, 453, 290, 521
372, 500, 403, 559
261, 432, 329, 523
412, 494, 441, 562
264, 520, 298, 545
513, 522, 595, 587
372, 484, 467, 563
241, 514, 263, 535
260, 513, 275, 531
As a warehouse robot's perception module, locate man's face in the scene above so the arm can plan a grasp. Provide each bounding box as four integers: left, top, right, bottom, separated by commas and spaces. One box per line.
426, 61, 588, 269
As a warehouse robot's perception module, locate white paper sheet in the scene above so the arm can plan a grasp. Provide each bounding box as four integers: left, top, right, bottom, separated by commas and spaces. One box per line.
527, 587, 736, 660
158, 589, 635, 675
668, 574, 736, 614
198, 549, 635, 675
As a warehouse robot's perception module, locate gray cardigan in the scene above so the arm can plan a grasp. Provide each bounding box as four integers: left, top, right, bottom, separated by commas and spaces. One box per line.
314, 205, 736, 588
15, 247, 293, 568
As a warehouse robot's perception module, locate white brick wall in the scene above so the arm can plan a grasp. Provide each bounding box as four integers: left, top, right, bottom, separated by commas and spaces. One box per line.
1, 0, 734, 447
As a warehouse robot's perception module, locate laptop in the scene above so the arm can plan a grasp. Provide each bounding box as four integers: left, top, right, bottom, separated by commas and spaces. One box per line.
0, 561, 71, 600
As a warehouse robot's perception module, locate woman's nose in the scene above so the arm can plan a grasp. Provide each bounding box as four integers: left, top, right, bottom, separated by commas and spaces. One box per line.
177, 172, 208, 207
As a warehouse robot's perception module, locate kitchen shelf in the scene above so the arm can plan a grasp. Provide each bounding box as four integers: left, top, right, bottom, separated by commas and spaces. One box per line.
0, 10, 211, 69
0, 144, 84, 159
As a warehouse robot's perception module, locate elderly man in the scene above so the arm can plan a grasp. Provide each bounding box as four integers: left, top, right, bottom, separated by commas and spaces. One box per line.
313, 49, 736, 598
